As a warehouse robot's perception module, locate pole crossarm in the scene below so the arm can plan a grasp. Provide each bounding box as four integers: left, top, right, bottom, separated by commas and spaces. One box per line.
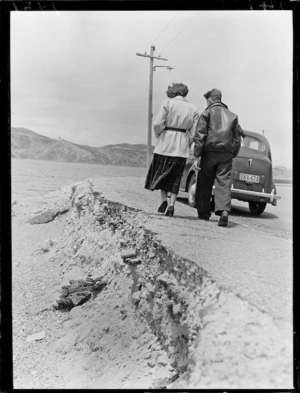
136, 52, 168, 61
153, 65, 174, 71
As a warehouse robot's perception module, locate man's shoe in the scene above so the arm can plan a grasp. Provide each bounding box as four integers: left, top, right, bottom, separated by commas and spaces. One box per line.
218, 211, 229, 227
198, 215, 210, 221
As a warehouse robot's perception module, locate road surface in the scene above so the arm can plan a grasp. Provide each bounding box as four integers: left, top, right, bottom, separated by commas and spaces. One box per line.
92, 177, 292, 324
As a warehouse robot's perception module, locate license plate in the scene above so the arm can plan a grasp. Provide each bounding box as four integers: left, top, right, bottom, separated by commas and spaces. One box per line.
239, 173, 260, 183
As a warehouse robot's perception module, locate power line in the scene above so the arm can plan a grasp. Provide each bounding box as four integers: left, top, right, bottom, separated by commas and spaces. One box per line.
160, 11, 201, 52
152, 11, 181, 46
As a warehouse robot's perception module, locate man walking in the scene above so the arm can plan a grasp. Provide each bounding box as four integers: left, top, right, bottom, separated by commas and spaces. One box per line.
194, 89, 242, 227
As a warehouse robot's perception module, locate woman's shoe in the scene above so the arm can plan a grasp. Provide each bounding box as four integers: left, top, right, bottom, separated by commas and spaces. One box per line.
158, 200, 168, 213
165, 206, 174, 217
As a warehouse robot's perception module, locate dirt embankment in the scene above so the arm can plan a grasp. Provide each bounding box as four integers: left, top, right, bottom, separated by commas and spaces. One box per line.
12, 180, 292, 389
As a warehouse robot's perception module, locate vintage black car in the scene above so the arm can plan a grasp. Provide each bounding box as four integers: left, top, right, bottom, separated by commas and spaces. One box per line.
180, 130, 281, 215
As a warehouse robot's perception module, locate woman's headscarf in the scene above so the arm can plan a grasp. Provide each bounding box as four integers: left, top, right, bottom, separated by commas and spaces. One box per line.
166, 83, 189, 98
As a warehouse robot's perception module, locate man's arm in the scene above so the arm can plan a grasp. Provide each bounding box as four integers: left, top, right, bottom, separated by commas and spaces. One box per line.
232, 119, 242, 158
194, 111, 209, 157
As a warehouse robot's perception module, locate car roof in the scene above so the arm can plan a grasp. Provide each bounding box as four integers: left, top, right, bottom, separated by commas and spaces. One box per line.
242, 130, 271, 149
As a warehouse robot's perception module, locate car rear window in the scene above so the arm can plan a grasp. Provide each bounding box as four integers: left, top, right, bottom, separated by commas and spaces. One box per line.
241, 136, 265, 152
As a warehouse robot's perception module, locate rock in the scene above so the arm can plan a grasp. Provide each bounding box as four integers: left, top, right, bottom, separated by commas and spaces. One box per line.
69, 306, 83, 318
125, 258, 141, 265
92, 281, 107, 291
28, 206, 69, 224
151, 342, 161, 351
68, 291, 91, 306
93, 276, 104, 282
168, 345, 177, 354
151, 366, 173, 388
140, 287, 150, 299
42, 239, 57, 252
120, 312, 127, 320
68, 282, 88, 293
157, 352, 169, 366
138, 323, 147, 335
156, 272, 177, 287
172, 303, 181, 315
166, 371, 188, 388
132, 292, 141, 304
177, 358, 189, 372
113, 258, 124, 273
121, 250, 137, 261
132, 330, 140, 339
29, 210, 56, 224
61, 286, 70, 297
146, 283, 155, 293
26, 331, 46, 342
54, 297, 73, 310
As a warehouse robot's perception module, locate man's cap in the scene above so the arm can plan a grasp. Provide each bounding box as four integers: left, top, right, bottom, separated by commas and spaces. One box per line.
204, 88, 222, 100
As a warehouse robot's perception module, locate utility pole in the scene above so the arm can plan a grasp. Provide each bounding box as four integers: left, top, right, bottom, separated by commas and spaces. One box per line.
136, 46, 168, 168
259, 1, 274, 10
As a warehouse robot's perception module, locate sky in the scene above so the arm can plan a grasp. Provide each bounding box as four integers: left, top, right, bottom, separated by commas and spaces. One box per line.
11, 10, 293, 167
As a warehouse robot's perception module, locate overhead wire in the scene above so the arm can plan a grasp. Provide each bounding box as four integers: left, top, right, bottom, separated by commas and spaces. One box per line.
152, 11, 181, 47
160, 11, 201, 53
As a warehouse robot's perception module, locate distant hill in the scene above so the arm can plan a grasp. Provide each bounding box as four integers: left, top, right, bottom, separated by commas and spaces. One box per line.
11, 128, 292, 179
11, 127, 153, 168
272, 166, 292, 184
272, 166, 292, 180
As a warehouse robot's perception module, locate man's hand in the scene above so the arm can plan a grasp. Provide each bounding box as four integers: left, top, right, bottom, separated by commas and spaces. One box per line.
193, 157, 201, 171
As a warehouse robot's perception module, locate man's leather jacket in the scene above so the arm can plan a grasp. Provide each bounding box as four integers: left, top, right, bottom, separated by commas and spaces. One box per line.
194, 102, 242, 158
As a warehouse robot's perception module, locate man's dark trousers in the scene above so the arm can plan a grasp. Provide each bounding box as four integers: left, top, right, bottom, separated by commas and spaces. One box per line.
195, 151, 233, 218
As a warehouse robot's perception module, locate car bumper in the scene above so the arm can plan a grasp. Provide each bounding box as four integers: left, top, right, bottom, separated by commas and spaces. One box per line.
230, 186, 281, 204
210, 185, 281, 205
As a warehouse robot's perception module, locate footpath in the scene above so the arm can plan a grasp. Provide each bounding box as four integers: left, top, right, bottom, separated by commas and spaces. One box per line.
11, 178, 293, 389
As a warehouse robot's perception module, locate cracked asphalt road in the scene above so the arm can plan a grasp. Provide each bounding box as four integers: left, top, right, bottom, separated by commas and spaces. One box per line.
93, 177, 292, 325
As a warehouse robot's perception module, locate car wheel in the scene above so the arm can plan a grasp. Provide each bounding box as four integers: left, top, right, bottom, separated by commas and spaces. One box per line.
248, 201, 267, 215
187, 173, 196, 207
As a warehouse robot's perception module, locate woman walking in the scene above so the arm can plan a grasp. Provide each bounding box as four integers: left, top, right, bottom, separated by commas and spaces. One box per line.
145, 83, 199, 217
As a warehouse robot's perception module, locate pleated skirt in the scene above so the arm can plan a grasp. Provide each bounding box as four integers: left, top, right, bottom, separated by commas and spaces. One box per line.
144, 153, 186, 194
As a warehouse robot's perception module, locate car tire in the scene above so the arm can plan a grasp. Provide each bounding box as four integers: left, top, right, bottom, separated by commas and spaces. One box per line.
248, 201, 267, 215
187, 173, 197, 207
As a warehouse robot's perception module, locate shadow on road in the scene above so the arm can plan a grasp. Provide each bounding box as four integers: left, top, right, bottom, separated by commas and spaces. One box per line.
176, 196, 278, 220
231, 206, 278, 220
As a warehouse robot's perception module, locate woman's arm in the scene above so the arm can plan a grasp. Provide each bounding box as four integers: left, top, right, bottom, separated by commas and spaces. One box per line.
153, 99, 169, 138
187, 110, 200, 147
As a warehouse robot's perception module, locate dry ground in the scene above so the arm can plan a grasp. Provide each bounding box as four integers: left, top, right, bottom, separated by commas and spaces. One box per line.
12, 179, 293, 389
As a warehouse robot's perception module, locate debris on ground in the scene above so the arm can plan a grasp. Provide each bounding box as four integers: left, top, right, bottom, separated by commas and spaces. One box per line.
12, 179, 293, 389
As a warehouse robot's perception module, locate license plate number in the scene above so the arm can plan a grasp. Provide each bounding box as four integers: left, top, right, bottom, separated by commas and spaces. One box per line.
239, 173, 260, 183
